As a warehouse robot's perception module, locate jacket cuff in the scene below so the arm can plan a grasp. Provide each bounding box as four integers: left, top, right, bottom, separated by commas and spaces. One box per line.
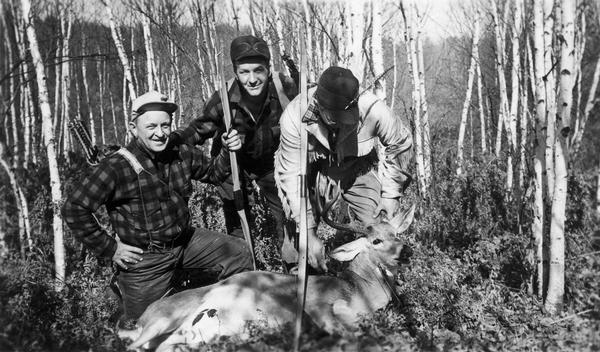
97, 236, 118, 259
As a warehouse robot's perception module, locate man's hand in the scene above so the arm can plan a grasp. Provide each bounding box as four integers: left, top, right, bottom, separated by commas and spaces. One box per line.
221, 129, 243, 152
307, 228, 327, 272
373, 197, 400, 221
112, 240, 144, 270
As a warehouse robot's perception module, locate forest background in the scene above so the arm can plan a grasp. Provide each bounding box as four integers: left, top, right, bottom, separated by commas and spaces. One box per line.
0, 0, 599, 350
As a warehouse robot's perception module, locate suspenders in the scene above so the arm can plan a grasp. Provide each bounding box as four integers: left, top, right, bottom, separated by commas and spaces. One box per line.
116, 148, 153, 243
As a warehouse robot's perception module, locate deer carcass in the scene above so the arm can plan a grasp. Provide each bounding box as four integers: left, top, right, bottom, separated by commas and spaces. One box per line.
118, 206, 414, 352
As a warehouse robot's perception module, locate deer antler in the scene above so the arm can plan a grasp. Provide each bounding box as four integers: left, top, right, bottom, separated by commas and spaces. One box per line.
314, 174, 370, 236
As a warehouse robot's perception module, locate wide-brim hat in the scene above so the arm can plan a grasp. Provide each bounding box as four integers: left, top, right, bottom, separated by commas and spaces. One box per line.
131, 91, 178, 121
315, 66, 360, 125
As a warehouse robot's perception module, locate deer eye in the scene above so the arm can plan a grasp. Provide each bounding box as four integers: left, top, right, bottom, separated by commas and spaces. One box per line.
372, 238, 383, 245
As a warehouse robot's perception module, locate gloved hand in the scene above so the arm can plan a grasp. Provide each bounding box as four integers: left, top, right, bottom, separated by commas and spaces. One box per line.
167, 131, 183, 148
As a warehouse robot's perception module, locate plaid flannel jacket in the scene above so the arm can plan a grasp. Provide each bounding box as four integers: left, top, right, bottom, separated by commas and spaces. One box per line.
175, 72, 297, 176
61, 141, 230, 258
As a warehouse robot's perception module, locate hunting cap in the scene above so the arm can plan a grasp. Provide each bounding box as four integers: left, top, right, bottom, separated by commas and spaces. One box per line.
131, 91, 178, 121
315, 66, 360, 125
230, 35, 271, 65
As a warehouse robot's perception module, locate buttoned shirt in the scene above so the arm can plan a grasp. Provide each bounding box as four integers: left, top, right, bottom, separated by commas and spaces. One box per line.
61, 140, 231, 258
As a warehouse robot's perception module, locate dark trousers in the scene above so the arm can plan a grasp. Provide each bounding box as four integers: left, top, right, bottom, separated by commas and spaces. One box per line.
217, 171, 297, 264
117, 228, 253, 321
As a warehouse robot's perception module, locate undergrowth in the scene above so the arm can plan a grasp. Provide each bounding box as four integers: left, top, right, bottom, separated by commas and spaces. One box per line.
0, 155, 598, 351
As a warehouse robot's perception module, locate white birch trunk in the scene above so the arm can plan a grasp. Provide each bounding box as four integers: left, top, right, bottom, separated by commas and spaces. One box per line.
402, 0, 426, 197
391, 43, 398, 110
492, 0, 513, 190
13, 7, 32, 168
0, 152, 25, 255
81, 52, 96, 145
21, 0, 65, 290
532, 0, 546, 297
142, 15, 155, 91
457, 16, 480, 176
476, 64, 486, 154
53, 38, 61, 135
109, 82, 118, 143
104, 0, 136, 100
545, 0, 574, 315
301, 0, 314, 82
98, 60, 106, 145
416, 6, 431, 184
371, 0, 385, 100
349, 0, 364, 82
60, 12, 72, 160
543, 0, 556, 201
2, 7, 19, 169
571, 13, 600, 157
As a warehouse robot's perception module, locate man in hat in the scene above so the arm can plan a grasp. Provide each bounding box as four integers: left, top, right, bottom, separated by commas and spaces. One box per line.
62, 91, 253, 323
171, 35, 298, 269
274, 66, 413, 270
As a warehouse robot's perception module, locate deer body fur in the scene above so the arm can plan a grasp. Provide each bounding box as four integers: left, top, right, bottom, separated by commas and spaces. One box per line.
119, 210, 413, 352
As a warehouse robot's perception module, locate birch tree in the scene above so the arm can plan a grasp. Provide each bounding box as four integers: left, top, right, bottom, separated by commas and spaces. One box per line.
349, 0, 364, 82
371, 0, 385, 100
545, 0, 575, 315
532, 0, 546, 298
60, 9, 73, 159
570, 11, 600, 157
543, 0, 557, 200
103, 0, 137, 100
457, 15, 480, 176
402, 0, 427, 197
415, 5, 431, 184
492, 0, 513, 190
20, 0, 66, 290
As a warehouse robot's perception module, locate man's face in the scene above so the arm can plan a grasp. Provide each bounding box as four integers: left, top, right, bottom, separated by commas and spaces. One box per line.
235, 62, 270, 97
129, 110, 172, 153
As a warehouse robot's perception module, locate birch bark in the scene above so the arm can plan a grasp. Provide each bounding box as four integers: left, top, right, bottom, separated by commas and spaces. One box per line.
21, 0, 65, 290
104, 0, 136, 100
532, 0, 546, 297
457, 15, 480, 175
545, 0, 575, 315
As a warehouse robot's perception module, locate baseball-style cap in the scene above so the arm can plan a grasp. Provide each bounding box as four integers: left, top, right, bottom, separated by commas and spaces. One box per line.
315, 66, 360, 125
131, 91, 178, 121
230, 35, 271, 65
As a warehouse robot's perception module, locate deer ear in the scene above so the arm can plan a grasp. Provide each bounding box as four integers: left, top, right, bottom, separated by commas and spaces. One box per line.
329, 237, 368, 262
389, 204, 416, 234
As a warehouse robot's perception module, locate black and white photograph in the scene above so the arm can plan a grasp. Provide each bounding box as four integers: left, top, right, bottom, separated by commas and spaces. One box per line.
0, 0, 598, 350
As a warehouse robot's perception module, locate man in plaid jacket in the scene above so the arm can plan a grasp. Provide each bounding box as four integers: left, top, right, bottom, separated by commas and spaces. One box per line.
62, 91, 253, 322
171, 35, 298, 269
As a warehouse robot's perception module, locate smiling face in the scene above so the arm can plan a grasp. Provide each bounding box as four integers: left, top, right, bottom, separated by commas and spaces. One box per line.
129, 110, 172, 154
235, 62, 270, 97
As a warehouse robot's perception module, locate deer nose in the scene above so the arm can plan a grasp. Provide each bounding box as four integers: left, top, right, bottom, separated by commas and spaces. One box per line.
398, 245, 413, 263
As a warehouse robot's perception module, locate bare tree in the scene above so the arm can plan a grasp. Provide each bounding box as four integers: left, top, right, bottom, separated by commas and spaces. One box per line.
20, 0, 66, 290
103, 0, 137, 100
545, 0, 575, 315
531, 0, 546, 298
457, 14, 480, 175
